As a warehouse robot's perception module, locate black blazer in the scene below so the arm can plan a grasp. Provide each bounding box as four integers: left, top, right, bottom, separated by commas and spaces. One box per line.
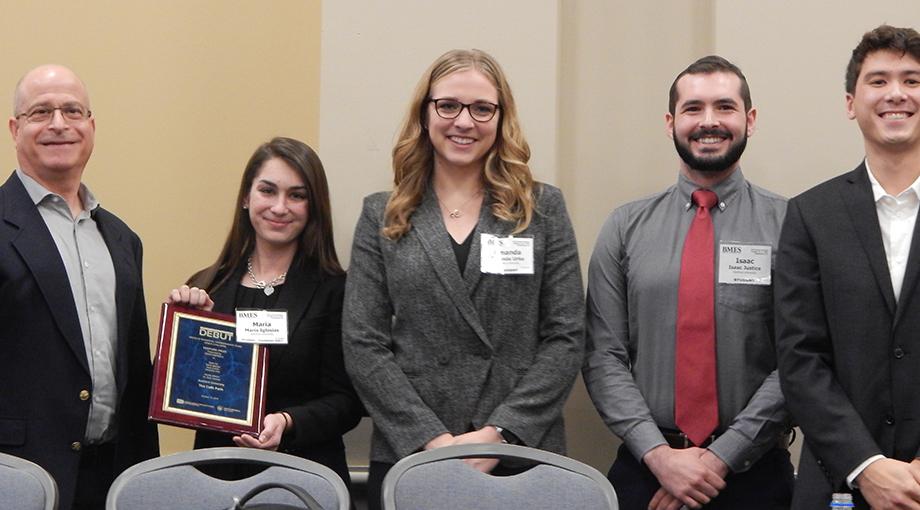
0, 172, 159, 509
193, 259, 362, 482
775, 163, 920, 509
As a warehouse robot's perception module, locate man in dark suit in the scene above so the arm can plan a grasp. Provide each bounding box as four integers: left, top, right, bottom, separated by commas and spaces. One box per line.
1, 64, 158, 509
776, 25, 920, 510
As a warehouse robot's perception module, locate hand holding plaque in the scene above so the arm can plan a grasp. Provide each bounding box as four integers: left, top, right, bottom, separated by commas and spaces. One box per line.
149, 303, 268, 436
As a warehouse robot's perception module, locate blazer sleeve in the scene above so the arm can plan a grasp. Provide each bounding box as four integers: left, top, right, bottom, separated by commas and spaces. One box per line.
342, 195, 449, 458
118, 230, 160, 464
282, 274, 364, 450
775, 197, 881, 487
485, 187, 586, 447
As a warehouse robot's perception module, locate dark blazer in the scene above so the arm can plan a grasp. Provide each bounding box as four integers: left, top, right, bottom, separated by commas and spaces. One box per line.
343, 183, 585, 463
193, 259, 362, 483
775, 163, 920, 509
0, 171, 159, 509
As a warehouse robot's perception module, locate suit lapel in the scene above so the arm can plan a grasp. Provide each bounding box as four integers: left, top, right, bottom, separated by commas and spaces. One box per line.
412, 186, 492, 349
894, 195, 920, 327
841, 165, 897, 316
95, 208, 138, 392
2, 173, 89, 373
462, 192, 506, 292
269, 261, 319, 366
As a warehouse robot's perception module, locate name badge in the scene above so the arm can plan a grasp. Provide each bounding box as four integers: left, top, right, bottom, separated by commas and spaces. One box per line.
718, 242, 772, 285
481, 234, 534, 275
235, 309, 289, 344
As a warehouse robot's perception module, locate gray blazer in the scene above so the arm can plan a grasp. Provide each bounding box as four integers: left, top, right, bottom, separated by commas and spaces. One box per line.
343, 183, 584, 463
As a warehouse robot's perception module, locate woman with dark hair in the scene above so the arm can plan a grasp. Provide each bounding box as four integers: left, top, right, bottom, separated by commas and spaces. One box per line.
168, 137, 362, 484
343, 49, 585, 509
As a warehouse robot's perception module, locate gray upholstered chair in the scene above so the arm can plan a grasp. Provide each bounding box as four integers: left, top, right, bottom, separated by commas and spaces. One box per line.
0, 452, 58, 510
106, 447, 349, 510
381, 443, 618, 510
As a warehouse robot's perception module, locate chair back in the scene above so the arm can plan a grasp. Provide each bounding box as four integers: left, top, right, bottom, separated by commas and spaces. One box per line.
106, 447, 349, 510
0, 452, 58, 510
381, 443, 618, 510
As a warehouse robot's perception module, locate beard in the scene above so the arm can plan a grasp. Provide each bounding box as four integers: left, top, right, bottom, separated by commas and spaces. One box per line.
673, 127, 748, 173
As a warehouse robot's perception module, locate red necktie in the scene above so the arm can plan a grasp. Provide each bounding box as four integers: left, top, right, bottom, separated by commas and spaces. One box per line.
675, 189, 719, 446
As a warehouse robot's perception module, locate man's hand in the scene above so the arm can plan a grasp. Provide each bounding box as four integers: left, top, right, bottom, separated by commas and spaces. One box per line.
699, 449, 729, 478
643, 445, 726, 509
857, 458, 920, 510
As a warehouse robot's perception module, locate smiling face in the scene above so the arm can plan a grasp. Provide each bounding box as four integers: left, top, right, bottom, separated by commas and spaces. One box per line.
8, 65, 95, 186
847, 50, 920, 155
244, 157, 309, 251
426, 68, 500, 175
667, 71, 756, 176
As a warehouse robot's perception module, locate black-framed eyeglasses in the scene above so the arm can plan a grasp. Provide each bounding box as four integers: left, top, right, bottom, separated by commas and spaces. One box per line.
15, 104, 92, 124
429, 98, 500, 122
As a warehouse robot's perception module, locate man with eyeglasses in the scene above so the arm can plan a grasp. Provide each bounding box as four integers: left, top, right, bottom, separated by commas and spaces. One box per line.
0, 64, 158, 509
583, 56, 793, 509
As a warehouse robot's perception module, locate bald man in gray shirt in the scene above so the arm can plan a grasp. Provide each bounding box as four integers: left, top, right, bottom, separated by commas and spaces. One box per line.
583, 56, 793, 510
0, 64, 158, 510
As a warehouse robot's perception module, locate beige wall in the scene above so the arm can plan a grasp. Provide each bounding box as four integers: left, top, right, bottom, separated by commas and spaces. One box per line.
558, 0, 716, 472
0, 0, 322, 455
714, 1, 920, 198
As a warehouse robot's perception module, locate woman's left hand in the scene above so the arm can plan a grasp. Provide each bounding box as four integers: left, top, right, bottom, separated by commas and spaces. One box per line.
451, 426, 503, 473
232, 413, 288, 451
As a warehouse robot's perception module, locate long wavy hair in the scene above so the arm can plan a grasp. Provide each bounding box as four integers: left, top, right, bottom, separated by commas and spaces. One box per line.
382, 49, 535, 240
189, 137, 343, 291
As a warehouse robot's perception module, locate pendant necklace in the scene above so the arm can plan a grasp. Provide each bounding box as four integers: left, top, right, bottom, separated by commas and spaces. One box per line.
247, 257, 287, 296
438, 189, 483, 219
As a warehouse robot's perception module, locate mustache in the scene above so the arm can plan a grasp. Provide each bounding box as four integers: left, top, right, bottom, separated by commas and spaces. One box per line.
690, 129, 732, 140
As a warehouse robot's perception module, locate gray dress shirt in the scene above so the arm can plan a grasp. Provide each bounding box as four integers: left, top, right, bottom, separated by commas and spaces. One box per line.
583, 169, 790, 473
18, 169, 118, 443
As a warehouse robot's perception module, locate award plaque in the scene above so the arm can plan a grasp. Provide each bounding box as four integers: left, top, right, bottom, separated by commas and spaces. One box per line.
149, 303, 268, 436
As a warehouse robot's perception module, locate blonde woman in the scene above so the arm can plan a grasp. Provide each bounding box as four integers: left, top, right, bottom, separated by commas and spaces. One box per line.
343, 49, 585, 509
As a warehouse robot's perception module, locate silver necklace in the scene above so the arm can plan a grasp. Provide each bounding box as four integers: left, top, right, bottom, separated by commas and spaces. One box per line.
247, 257, 287, 296
438, 189, 482, 219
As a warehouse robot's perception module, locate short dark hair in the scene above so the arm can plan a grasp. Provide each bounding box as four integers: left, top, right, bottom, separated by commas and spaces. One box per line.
846, 25, 920, 94
668, 55, 752, 115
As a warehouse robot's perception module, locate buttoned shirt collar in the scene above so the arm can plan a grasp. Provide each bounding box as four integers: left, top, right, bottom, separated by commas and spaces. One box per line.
677, 167, 745, 213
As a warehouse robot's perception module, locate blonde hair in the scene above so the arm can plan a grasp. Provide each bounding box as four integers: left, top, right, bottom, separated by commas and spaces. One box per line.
383, 49, 534, 240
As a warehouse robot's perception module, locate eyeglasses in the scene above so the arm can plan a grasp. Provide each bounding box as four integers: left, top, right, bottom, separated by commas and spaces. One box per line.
15, 104, 92, 124
429, 98, 500, 122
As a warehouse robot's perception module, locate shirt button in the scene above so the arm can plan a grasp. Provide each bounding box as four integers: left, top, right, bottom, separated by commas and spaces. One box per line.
894, 347, 905, 359
79, 389, 90, 401
886, 415, 895, 425
83, 261, 90, 268
437, 355, 450, 366
71, 441, 82, 452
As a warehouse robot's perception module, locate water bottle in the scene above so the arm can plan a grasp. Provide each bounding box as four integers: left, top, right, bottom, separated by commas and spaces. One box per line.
830, 493, 855, 508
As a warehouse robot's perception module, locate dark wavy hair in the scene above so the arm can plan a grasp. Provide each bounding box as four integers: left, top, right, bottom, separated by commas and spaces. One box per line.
189, 137, 342, 291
